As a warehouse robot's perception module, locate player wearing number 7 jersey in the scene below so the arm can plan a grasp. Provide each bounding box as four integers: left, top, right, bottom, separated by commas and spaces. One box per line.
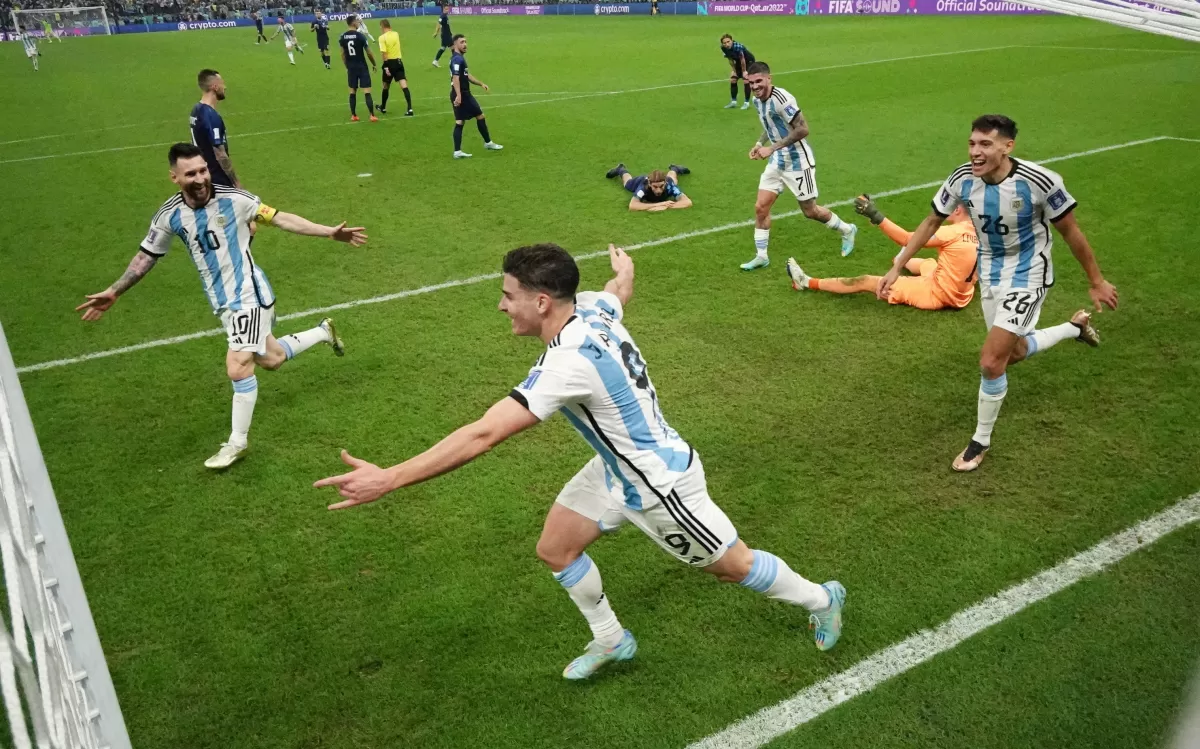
879, 115, 1119, 472
76, 143, 368, 471
315, 243, 846, 680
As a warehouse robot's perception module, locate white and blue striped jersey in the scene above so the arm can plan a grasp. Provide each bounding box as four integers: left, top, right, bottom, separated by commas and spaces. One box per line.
932, 158, 1076, 290
139, 185, 276, 314
754, 86, 815, 171
511, 291, 693, 511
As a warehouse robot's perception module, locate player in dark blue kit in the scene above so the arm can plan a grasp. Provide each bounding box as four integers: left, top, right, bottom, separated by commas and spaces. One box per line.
449, 34, 502, 159
432, 3, 452, 68
189, 69, 241, 187
312, 11, 331, 69
720, 34, 755, 109
252, 11, 268, 44
605, 163, 692, 211
339, 16, 378, 122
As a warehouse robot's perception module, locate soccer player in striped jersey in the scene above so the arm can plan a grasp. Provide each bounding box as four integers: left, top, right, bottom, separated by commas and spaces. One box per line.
271, 16, 304, 65
22, 32, 39, 71
879, 115, 1119, 472
76, 143, 367, 470
742, 61, 856, 271
316, 243, 846, 679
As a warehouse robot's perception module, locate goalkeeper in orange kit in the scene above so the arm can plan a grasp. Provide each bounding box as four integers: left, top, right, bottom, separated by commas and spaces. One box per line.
786, 195, 979, 310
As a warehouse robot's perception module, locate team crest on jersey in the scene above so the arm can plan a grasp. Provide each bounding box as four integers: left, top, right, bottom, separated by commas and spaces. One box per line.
215, 215, 227, 228
1010, 197, 1024, 212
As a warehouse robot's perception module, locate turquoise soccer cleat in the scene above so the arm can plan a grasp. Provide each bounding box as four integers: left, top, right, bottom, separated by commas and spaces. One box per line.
809, 581, 846, 651
840, 224, 858, 257
563, 630, 637, 680
740, 255, 770, 271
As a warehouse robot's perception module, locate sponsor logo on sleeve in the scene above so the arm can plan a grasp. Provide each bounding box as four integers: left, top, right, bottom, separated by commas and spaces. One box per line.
1047, 189, 1068, 210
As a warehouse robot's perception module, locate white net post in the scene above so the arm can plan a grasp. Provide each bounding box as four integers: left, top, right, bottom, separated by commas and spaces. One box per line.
1017, 0, 1200, 42
0, 321, 131, 749
12, 7, 112, 37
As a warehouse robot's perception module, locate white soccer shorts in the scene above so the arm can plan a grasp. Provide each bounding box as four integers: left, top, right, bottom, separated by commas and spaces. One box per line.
981, 285, 1048, 335
759, 162, 818, 202
285, 39, 295, 50
220, 307, 275, 355
555, 454, 738, 567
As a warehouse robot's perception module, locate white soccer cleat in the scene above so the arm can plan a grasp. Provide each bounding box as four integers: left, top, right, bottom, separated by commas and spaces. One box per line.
453, 150, 473, 159
431, 59, 440, 67
723, 100, 738, 109
484, 142, 504, 151
740, 101, 751, 110
319, 317, 345, 357
785, 257, 811, 291
204, 442, 247, 470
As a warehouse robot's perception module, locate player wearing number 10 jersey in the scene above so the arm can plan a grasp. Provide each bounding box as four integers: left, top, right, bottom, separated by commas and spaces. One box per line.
76, 143, 368, 470
879, 115, 1119, 472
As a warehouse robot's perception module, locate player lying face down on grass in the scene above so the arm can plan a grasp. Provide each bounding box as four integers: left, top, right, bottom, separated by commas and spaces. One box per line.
315, 243, 847, 681
603, 164, 693, 211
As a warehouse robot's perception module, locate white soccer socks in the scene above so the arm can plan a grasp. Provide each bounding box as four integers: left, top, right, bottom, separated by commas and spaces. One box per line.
278, 325, 332, 361
824, 212, 854, 235
229, 375, 258, 448
753, 227, 770, 260
739, 550, 830, 611
972, 373, 1008, 447
554, 554, 625, 648
1024, 322, 1079, 357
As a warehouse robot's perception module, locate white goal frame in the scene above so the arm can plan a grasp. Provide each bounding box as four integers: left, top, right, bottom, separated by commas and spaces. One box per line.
1017, 0, 1200, 42
10, 6, 112, 37
0, 321, 131, 749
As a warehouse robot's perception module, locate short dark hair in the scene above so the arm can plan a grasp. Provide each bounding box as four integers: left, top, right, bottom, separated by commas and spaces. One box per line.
379, 19, 390, 28
971, 114, 1017, 140
452, 33, 464, 42
346, 14, 358, 25
502, 244, 579, 301
720, 33, 732, 41
197, 68, 219, 90
746, 61, 770, 75
168, 142, 203, 166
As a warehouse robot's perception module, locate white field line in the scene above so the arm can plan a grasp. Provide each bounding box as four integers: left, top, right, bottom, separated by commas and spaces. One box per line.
0, 45, 1018, 164
685, 491, 1200, 749
1016, 43, 1200, 53
13, 135, 1193, 376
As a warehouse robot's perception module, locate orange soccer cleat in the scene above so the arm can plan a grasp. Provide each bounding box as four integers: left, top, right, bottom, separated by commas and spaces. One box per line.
369, 115, 379, 122
350, 115, 360, 122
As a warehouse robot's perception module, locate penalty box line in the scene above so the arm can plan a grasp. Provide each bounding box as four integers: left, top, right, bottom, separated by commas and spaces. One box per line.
684, 490, 1200, 749
13, 135, 1191, 375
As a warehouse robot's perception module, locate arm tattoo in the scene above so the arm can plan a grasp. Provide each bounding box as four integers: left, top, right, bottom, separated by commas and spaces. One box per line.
214, 146, 238, 186
759, 130, 770, 145
112, 251, 158, 295
773, 113, 810, 150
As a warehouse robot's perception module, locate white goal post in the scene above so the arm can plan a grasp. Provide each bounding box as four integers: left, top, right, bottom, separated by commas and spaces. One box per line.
0, 321, 131, 749
10, 6, 112, 37
1015, 0, 1200, 42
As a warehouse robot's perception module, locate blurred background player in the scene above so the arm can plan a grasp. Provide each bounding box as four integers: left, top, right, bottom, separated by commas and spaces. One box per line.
879, 114, 1119, 472
22, 31, 39, 70
742, 61, 856, 271
190, 69, 241, 188
377, 20, 412, 116
432, 3, 452, 67
605, 163, 693, 212
312, 11, 331, 69
340, 16, 378, 122
271, 15, 303, 65
76, 143, 365, 470
720, 34, 753, 110
449, 34, 502, 158
252, 11, 267, 44
40, 17, 62, 42
786, 194, 977, 310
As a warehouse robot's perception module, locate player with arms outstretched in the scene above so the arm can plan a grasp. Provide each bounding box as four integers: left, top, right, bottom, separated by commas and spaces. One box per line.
787, 194, 977, 310
339, 16, 378, 122
271, 16, 304, 65
316, 243, 846, 679
879, 115, 1119, 472
40, 18, 62, 42
76, 143, 367, 470
742, 61, 856, 271
312, 11, 332, 69
432, 3, 452, 67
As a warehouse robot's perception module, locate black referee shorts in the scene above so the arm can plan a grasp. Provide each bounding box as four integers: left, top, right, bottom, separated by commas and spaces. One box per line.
452, 93, 483, 121
383, 59, 406, 82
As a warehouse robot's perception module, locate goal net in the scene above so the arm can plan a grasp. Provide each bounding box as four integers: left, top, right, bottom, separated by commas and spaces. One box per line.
0, 322, 130, 749
10, 6, 111, 37
1016, 0, 1200, 42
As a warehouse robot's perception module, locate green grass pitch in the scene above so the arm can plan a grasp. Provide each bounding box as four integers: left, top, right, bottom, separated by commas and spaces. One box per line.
1, 14, 1199, 749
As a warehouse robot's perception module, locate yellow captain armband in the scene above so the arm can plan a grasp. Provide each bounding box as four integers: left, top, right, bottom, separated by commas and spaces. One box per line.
255, 203, 279, 224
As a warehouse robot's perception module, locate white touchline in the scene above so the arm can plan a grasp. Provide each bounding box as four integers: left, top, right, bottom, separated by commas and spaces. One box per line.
12, 135, 1194, 375
0, 45, 1018, 165
684, 491, 1200, 749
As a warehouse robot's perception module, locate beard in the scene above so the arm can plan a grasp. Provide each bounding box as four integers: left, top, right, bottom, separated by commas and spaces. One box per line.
185, 178, 213, 204
216, 91, 226, 101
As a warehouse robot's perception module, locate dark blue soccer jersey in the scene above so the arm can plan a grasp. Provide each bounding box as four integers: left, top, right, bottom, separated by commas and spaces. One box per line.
721, 41, 755, 64
439, 12, 452, 41
312, 18, 329, 45
339, 30, 369, 68
189, 102, 231, 186
450, 53, 471, 96
627, 176, 683, 203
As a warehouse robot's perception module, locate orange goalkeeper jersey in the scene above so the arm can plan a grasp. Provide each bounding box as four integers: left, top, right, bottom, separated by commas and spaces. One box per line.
880, 218, 978, 309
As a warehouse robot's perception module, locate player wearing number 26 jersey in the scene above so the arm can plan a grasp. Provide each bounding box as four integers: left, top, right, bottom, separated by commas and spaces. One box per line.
880, 114, 1119, 473
76, 143, 367, 471
314, 243, 846, 681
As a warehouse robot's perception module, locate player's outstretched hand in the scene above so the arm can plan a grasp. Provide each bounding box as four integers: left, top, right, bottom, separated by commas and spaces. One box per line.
330, 222, 368, 246
316, 449, 394, 510
854, 194, 885, 225
76, 289, 117, 321
646, 203, 670, 212
876, 268, 900, 301
481, 83, 489, 93
608, 243, 632, 275
1089, 279, 1119, 312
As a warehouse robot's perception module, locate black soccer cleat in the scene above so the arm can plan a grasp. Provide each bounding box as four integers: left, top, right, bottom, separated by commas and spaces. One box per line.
668, 164, 690, 175
405, 109, 414, 116
605, 163, 627, 179
377, 105, 387, 114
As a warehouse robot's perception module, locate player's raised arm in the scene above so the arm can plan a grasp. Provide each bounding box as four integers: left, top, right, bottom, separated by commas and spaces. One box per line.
1053, 211, 1118, 311
265, 207, 368, 245
76, 249, 159, 321
602, 244, 634, 307
316, 396, 541, 509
